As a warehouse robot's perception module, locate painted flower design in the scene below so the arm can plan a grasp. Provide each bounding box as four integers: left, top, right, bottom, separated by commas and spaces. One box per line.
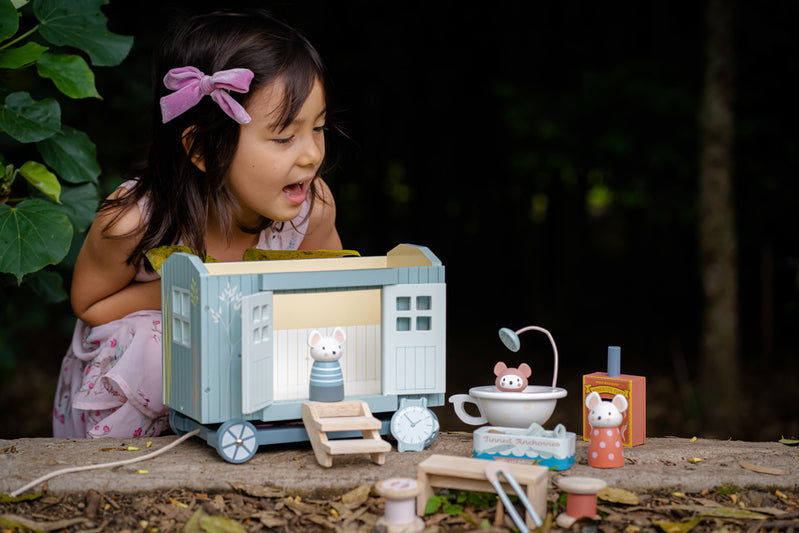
209, 282, 243, 323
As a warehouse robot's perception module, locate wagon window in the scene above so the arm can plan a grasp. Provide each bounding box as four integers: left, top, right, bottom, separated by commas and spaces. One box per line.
393, 293, 434, 332
172, 287, 191, 347
416, 296, 431, 310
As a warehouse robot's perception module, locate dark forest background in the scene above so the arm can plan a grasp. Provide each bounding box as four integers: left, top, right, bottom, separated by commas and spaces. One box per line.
1, 0, 797, 441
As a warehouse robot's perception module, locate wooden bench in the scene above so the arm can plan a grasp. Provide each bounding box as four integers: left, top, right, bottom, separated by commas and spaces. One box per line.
416, 454, 548, 529
302, 401, 391, 467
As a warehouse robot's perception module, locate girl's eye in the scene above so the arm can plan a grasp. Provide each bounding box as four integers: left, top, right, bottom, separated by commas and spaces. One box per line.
273, 135, 294, 144
313, 123, 327, 133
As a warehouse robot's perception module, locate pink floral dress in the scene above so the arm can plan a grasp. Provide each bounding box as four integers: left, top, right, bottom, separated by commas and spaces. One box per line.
53, 182, 310, 438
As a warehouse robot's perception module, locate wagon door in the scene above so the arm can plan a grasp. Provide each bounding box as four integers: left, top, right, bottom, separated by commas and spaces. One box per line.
382, 283, 446, 395
241, 291, 274, 414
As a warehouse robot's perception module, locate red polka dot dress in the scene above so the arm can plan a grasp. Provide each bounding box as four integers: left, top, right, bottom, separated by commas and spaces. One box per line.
588, 426, 623, 468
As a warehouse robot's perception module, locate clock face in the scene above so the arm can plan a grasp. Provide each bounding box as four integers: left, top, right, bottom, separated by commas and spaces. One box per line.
391, 406, 438, 445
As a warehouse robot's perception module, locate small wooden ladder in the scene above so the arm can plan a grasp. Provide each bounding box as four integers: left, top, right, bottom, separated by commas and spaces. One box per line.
302, 400, 391, 468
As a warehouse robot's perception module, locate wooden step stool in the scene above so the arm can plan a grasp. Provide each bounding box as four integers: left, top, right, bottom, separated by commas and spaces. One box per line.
302, 400, 391, 468
416, 454, 548, 529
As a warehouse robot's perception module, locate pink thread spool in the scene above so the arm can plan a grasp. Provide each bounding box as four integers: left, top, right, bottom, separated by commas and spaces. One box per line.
375, 477, 425, 532
555, 476, 607, 528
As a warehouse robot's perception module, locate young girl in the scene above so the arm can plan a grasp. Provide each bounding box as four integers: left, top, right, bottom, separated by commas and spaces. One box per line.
53, 9, 341, 438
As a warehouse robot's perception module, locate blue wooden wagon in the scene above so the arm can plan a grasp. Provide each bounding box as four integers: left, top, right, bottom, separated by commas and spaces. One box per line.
161, 244, 446, 462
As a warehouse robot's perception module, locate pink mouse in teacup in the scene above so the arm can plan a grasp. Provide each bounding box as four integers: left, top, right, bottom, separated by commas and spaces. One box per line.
585, 391, 628, 468
493, 362, 532, 392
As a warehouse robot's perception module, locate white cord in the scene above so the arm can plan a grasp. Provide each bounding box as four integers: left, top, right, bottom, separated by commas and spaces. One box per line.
9, 429, 200, 498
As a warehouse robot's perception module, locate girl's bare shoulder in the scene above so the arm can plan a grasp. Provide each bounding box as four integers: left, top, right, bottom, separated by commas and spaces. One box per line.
93, 185, 146, 240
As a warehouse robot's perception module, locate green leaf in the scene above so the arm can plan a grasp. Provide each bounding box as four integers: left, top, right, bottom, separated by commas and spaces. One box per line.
0, 198, 72, 283
653, 516, 703, 533
184, 508, 205, 533
199, 515, 247, 533
34, 0, 133, 67
598, 486, 641, 505
424, 495, 445, 515
57, 181, 97, 232
25, 268, 67, 303
0, 91, 60, 143
1, 161, 13, 192
442, 502, 463, 516
37, 125, 100, 184
0, 0, 19, 41
19, 160, 59, 202
0, 42, 48, 69
36, 52, 101, 99
0, 492, 43, 503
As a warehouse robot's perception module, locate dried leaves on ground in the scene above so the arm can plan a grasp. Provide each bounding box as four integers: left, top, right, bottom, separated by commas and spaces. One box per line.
1, 484, 797, 532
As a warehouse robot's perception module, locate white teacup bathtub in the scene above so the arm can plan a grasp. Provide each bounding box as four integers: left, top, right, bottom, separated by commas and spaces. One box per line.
449, 385, 568, 428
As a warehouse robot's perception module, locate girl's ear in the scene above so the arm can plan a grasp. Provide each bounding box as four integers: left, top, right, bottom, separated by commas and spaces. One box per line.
181, 126, 206, 172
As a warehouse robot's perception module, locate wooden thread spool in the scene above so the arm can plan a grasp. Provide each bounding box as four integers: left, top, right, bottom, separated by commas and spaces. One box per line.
375, 478, 425, 533
555, 476, 607, 528
567, 491, 599, 517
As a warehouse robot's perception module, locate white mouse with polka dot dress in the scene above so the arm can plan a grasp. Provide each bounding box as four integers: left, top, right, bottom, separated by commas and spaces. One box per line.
585, 391, 628, 468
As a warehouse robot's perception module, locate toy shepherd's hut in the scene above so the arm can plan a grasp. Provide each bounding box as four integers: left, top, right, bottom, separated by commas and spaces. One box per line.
161, 244, 446, 461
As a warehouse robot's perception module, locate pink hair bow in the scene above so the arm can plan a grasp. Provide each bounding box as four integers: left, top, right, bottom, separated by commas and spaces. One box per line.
160, 66, 254, 124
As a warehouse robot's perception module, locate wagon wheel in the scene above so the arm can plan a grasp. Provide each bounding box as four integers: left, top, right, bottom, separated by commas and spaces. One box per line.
216, 420, 258, 463
168, 409, 188, 437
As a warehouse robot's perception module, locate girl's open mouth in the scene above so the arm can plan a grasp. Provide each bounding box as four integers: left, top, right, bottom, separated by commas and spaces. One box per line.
282, 181, 307, 205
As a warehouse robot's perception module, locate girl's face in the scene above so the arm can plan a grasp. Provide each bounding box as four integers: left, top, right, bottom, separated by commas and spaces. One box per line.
226, 77, 326, 226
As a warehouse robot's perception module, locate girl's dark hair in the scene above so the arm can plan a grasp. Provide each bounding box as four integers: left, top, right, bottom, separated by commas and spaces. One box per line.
104, 8, 329, 266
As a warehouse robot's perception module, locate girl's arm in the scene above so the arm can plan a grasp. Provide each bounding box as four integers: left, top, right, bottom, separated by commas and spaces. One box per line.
70, 195, 161, 327
299, 177, 342, 250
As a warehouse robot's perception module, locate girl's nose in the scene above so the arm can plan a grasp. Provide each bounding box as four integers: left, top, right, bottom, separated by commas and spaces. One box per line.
297, 135, 323, 168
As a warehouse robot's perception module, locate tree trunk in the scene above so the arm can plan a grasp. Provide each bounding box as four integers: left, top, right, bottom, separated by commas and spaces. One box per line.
698, 0, 740, 436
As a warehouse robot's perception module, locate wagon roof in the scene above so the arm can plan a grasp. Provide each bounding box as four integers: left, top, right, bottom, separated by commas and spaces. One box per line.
201, 243, 440, 276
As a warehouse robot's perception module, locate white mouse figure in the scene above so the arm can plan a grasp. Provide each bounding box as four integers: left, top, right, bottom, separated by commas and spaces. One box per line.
585, 391, 628, 468
308, 327, 346, 402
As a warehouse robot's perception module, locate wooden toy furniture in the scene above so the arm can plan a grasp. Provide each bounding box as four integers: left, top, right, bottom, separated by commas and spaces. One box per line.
301, 400, 391, 467
416, 454, 547, 529
161, 244, 446, 462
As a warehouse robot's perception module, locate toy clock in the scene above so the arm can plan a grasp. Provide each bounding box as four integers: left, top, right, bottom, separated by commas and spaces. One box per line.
390, 397, 439, 452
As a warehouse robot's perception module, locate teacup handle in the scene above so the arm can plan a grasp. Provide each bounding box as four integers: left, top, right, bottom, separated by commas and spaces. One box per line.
448, 394, 488, 425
